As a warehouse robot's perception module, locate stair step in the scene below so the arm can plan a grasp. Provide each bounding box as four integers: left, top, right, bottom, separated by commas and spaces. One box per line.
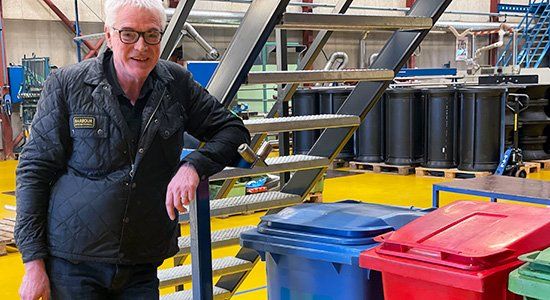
177, 226, 255, 256
158, 257, 254, 288
278, 13, 432, 31
160, 286, 230, 300
244, 114, 360, 134
179, 192, 302, 222
246, 69, 394, 85
210, 155, 329, 181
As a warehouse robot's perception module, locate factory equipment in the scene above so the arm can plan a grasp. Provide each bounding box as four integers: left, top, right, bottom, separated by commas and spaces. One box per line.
18, 55, 50, 135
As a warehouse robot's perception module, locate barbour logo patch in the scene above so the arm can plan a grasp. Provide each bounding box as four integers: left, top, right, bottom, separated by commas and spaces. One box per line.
73, 116, 96, 129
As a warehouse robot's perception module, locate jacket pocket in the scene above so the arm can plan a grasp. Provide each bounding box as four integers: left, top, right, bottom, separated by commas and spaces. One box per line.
158, 109, 185, 167
69, 114, 110, 138
68, 114, 112, 173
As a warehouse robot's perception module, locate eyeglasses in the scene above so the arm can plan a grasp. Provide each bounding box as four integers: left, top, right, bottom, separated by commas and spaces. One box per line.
112, 28, 163, 45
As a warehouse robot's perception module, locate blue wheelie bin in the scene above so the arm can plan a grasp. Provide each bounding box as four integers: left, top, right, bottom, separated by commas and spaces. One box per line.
241, 201, 429, 300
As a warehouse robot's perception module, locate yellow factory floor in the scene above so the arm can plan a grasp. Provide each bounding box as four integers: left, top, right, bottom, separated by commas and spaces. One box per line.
1, 159, 549, 299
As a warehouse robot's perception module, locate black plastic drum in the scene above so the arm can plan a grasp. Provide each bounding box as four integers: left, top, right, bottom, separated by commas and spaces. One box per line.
520, 136, 550, 161
458, 88, 504, 172
319, 88, 355, 160
423, 88, 458, 168
355, 93, 385, 163
385, 88, 424, 166
292, 89, 320, 155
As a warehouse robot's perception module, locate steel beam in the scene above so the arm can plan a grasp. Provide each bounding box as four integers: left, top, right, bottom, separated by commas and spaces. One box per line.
278, 13, 432, 31
160, 0, 197, 60
189, 180, 213, 300
246, 69, 394, 84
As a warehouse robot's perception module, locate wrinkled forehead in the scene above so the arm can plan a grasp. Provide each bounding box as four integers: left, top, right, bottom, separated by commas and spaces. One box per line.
112, 5, 163, 31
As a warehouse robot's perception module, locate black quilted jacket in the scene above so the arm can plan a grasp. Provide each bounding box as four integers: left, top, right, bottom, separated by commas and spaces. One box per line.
14, 52, 250, 264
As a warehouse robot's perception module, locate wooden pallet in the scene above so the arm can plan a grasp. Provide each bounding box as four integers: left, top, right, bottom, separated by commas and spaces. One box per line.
521, 162, 541, 175
533, 159, 550, 170
349, 161, 415, 176
329, 159, 349, 170
304, 192, 323, 203
0, 218, 15, 256
415, 167, 491, 179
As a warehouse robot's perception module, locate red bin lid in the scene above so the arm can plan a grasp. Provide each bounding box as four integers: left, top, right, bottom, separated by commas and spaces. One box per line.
369, 201, 550, 271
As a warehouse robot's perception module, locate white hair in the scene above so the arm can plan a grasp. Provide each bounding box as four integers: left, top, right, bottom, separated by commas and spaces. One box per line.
104, 0, 167, 29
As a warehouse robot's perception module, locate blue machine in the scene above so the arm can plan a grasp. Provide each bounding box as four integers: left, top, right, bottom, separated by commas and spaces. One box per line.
186, 61, 219, 87
241, 201, 428, 300
397, 68, 457, 77
8, 66, 24, 104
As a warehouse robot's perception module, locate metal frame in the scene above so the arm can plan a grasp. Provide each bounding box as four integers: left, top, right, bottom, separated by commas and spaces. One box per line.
206, 0, 291, 105
160, 0, 197, 60
432, 176, 550, 207
281, 0, 453, 198
215, 0, 354, 199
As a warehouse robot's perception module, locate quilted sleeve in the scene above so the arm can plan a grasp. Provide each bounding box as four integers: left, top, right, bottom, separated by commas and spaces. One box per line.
180, 72, 251, 180
14, 71, 70, 263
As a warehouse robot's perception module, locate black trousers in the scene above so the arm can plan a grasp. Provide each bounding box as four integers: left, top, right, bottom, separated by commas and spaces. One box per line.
46, 256, 161, 300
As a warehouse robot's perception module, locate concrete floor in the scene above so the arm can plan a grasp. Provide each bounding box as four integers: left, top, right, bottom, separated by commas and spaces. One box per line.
1, 159, 549, 299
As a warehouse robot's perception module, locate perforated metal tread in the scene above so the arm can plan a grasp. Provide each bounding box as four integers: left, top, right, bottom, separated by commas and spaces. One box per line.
246, 69, 394, 84
244, 114, 360, 134
210, 155, 329, 181
177, 226, 255, 256
179, 192, 301, 222
278, 13, 433, 31
160, 286, 231, 300
158, 256, 253, 288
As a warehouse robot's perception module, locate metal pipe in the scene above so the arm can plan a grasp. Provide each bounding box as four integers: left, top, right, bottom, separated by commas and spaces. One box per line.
369, 53, 379, 66
183, 22, 220, 60
41, 0, 99, 55
323, 52, 348, 70
512, 29, 518, 67
74, 0, 82, 62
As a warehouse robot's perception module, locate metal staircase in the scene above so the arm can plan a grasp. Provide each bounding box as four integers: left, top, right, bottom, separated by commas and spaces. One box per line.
498, 0, 550, 68
158, 0, 452, 299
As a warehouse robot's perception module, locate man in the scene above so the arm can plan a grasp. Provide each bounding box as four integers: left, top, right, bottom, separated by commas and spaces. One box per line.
15, 0, 250, 298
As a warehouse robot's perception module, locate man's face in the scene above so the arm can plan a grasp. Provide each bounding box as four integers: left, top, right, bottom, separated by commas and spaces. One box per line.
104, 6, 162, 82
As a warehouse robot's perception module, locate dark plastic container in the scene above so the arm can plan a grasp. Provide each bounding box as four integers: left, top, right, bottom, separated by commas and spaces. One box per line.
355, 93, 385, 163
521, 121, 550, 137
292, 89, 320, 155
520, 136, 550, 160
458, 88, 504, 172
319, 88, 355, 160
385, 88, 424, 166
423, 88, 459, 168
360, 200, 550, 300
520, 98, 550, 121
241, 201, 427, 300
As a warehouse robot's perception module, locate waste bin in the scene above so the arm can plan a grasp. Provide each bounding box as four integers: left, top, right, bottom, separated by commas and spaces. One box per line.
241, 201, 428, 300
360, 201, 550, 300
509, 248, 550, 300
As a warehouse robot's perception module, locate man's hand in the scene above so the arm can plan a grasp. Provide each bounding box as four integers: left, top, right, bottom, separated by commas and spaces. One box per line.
19, 259, 50, 300
166, 163, 200, 220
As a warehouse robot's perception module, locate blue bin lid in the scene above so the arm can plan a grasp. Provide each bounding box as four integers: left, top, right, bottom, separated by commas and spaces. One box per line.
241, 201, 428, 265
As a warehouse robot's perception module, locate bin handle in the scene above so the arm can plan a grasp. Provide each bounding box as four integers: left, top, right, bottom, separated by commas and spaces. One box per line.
374, 232, 515, 271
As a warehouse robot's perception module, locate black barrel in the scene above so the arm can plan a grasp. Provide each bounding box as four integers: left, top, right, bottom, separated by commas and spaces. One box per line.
458, 88, 504, 172
520, 98, 550, 121
292, 89, 320, 155
319, 87, 355, 160
385, 88, 424, 166
520, 136, 550, 160
355, 93, 385, 163
423, 88, 458, 168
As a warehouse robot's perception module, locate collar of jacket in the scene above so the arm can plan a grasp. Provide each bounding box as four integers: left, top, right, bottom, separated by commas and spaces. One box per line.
83, 49, 175, 87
